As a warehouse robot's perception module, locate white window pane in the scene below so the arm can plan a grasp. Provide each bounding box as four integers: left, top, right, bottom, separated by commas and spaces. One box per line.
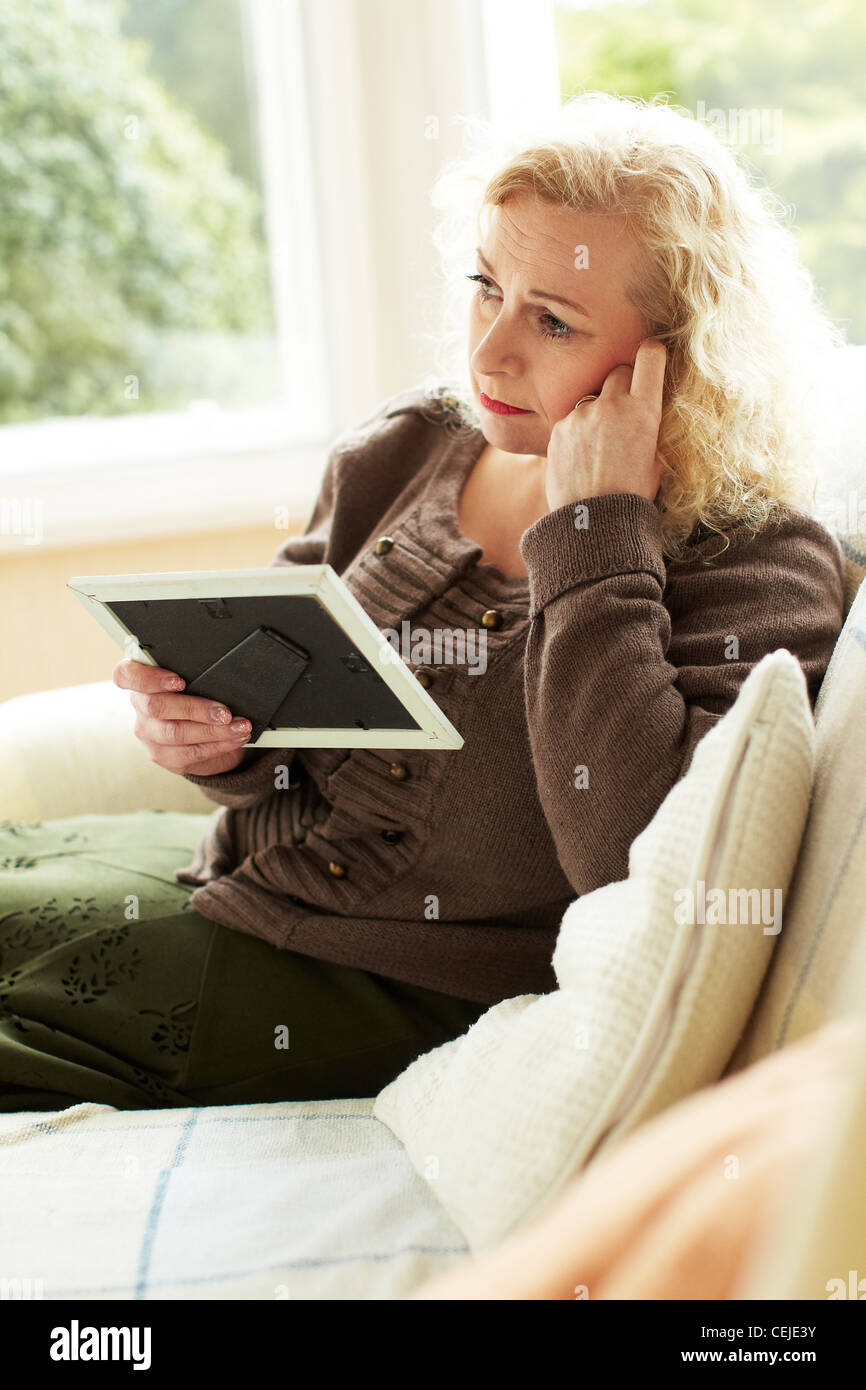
0, 0, 326, 425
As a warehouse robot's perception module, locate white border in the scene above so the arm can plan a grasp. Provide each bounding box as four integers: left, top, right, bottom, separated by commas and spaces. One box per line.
66, 565, 464, 750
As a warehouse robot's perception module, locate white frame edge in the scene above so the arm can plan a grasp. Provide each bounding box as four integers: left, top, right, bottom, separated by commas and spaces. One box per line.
66, 565, 464, 751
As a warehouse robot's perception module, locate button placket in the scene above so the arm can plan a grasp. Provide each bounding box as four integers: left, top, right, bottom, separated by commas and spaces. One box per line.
341, 515, 452, 633
296, 491, 528, 900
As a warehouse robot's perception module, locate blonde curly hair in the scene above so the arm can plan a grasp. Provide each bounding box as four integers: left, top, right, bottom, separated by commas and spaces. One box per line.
421, 92, 846, 560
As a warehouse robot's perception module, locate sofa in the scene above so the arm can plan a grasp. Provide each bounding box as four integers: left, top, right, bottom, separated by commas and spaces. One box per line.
1, 349, 864, 1300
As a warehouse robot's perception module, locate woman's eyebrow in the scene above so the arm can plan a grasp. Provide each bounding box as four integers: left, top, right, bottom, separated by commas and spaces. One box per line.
475, 248, 592, 318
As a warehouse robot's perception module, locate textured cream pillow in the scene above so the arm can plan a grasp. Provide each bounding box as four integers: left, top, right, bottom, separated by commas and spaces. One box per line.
373, 650, 816, 1253
727, 576, 866, 1070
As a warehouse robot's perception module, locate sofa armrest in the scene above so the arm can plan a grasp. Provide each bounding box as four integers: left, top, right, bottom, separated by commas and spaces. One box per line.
0, 680, 215, 820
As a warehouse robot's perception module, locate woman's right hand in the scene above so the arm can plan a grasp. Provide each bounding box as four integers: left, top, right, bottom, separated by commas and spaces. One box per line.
113, 658, 253, 777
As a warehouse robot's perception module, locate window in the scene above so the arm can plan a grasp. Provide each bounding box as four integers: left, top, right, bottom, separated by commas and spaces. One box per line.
554, 0, 866, 345
0, 0, 329, 543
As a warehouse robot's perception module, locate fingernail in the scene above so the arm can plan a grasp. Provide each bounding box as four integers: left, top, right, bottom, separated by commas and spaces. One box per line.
230, 719, 250, 734
163, 676, 185, 691
210, 705, 230, 722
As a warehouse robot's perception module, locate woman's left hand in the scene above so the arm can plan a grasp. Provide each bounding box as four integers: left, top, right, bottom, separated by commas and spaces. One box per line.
544, 338, 667, 512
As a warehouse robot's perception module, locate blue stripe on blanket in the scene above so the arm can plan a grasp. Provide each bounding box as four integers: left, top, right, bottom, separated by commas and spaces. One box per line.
135, 1111, 199, 1298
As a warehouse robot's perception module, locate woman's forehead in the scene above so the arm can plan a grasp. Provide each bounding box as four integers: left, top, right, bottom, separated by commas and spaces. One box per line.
480, 198, 642, 298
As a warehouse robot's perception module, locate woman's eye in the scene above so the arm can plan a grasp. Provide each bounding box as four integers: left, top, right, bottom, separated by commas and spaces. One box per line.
466, 274, 574, 341
539, 312, 573, 341
466, 272, 498, 301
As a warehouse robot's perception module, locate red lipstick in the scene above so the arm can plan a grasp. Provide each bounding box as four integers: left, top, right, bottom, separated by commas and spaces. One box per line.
479, 391, 532, 416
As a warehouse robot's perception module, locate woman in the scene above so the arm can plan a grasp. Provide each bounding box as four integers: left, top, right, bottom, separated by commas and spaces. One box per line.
0, 94, 845, 1110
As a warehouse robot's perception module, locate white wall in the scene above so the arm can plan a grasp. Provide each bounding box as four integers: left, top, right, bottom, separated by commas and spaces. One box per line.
301, 0, 560, 434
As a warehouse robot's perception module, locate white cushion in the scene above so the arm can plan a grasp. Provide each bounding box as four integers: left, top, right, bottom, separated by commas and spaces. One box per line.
0, 680, 213, 819
728, 576, 866, 1068
373, 649, 815, 1253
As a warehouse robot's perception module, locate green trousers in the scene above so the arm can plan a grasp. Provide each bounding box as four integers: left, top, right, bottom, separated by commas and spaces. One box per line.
0, 811, 487, 1112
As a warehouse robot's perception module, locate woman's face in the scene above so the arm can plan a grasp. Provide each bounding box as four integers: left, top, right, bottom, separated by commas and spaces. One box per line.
468, 194, 649, 456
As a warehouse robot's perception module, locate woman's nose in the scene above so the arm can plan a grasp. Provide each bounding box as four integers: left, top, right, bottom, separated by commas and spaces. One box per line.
471, 315, 522, 375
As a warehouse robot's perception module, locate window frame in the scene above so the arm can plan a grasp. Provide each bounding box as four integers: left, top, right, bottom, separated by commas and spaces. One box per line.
0, 0, 332, 551
0, 0, 562, 554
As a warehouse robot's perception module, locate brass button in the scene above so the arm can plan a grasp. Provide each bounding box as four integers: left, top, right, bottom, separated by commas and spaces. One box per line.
481, 609, 503, 629
374, 536, 394, 555
327, 860, 346, 878
389, 762, 409, 780
381, 829, 403, 845
415, 670, 433, 689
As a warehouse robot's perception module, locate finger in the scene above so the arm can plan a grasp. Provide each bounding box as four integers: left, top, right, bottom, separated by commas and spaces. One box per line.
140, 737, 250, 773
629, 338, 667, 404
134, 712, 251, 748
113, 657, 186, 694
188, 750, 251, 777
597, 363, 634, 399
129, 687, 240, 728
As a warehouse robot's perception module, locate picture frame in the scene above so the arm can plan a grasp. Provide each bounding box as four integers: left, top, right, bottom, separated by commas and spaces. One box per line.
67, 565, 464, 750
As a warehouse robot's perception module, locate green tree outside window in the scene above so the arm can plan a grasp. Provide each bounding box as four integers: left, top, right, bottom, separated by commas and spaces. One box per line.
0, 0, 274, 424
556, 0, 865, 345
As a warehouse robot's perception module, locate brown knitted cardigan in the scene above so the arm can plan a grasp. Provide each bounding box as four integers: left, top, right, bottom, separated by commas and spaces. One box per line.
173, 385, 846, 1005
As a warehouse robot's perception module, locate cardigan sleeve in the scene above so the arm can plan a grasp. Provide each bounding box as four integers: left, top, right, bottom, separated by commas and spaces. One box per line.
518, 491, 846, 897
178, 451, 340, 809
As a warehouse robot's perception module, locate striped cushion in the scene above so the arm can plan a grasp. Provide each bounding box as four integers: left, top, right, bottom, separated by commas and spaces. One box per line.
840, 535, 866, 615
728, 574, 866, 1068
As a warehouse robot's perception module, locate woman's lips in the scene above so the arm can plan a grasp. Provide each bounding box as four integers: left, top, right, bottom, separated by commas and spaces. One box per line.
479, 391, 532, 416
